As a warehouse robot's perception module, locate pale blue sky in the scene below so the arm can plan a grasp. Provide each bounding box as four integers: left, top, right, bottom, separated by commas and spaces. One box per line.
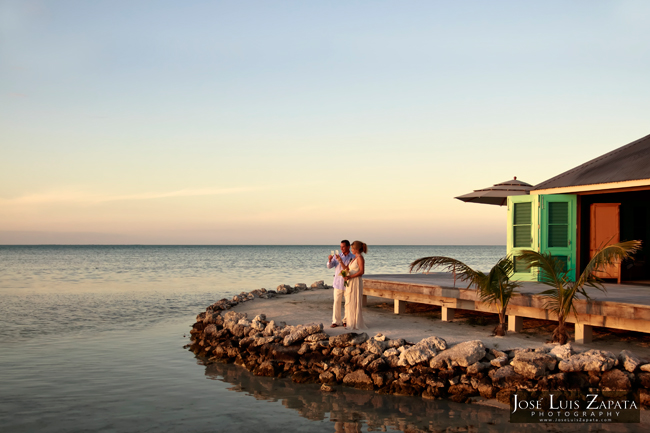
1, 1, 649, 244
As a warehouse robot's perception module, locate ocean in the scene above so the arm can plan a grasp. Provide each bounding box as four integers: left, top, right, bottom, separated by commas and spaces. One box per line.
0, 245, 643, 432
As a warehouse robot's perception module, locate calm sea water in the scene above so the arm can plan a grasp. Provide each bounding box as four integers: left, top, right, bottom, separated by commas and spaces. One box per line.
0, 245, 644, 432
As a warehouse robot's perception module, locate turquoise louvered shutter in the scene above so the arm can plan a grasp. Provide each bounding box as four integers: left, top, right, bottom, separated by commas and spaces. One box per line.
540, 194, 577, 281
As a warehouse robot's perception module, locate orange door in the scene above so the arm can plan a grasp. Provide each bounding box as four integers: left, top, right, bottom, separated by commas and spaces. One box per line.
590, 203, 621, 282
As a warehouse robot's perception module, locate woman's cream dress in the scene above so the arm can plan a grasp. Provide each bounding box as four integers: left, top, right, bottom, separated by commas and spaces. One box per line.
345, 258, 367, 330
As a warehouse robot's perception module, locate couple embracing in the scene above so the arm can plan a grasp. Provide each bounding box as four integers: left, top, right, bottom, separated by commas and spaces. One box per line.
327, 240, 368, 330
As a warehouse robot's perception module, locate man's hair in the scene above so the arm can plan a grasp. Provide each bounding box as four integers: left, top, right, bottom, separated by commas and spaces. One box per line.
340, 240, 350, 247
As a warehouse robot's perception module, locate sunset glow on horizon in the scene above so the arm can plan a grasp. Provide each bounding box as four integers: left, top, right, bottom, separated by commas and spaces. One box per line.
2, 1, 649, 245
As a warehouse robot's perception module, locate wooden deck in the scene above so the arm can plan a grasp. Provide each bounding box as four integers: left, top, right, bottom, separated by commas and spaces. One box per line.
363, 273, 650, 344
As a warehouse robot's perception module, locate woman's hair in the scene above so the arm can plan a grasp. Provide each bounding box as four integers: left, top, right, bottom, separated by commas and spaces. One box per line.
351, 241, 367, 254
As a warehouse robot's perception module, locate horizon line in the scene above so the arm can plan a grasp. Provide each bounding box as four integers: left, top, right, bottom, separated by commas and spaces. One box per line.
0, 244, 507, 247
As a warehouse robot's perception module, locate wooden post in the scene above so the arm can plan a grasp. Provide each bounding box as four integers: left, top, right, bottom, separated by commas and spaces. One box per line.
362, 294, 367, 307
508, 315, 523, 333
575, 323, 592, 344
442, 307, 455, 322
394, 299, 406, 315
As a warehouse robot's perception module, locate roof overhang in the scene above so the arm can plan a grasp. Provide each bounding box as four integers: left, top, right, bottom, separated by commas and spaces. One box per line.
532, 178, 650, 195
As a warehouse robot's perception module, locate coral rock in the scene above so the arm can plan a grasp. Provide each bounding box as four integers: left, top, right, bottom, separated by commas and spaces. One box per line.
558, 350, 618, 372
430, 340, 486, 369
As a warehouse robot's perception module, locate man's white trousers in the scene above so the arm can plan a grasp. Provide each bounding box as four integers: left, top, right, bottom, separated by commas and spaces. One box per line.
332, 288, 346, 325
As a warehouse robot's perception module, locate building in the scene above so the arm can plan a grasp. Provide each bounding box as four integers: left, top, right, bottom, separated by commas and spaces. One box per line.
507, 133, 650, 282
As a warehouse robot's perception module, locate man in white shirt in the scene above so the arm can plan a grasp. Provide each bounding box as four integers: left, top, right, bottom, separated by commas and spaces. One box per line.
327, 239, 355, 328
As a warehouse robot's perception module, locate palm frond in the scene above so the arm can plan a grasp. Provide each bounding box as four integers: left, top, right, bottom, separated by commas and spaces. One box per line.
517, 250, 567, 290
477, 256, 519, 307
409, 256, 481, 287
575, 240, 642, 288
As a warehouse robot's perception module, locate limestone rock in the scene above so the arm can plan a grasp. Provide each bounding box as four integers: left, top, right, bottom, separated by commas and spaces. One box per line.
266, 344, 300, 362
283, 323, 323, 346
256, 361, 279, 377
489, 349, 509, 367
511, 352, 557, 379
619, 350, 641, 372
600, 369, 633, 390
636, 372, 650, 388
537, 372, 568, 390
372, 373, 386, 387
202, 312, 221, 324
363, 339, 388, 355
230, 324, 247, 338
430, 340, 486, 369
295, 283, 307, 291
305, 332, 330, 342
329, 332, 368, 348
383, 348, 399, 357
386, 356, 400, 368
367, 357, 388, 373
478, 383, 496, 399
359, 353, 379, 368
224, 311, 247, 323
330, 365, 349, 381
467, 362, 491, 375
351, 333, 369, 346
204, 324, 217, 337
496, 389, 512, 405
238, 336, 256, 348
550, 343, 574, 361
448, 384, 476, 397
400, 336, 448, 366
489, 365, 525, 385
311, 280, 325, 289
641, 390, 650, 407
263, 320, 277, 336
343, 370, 374, 390
297, 343, 312, 355
251, 335, 276, 347
276, 284, 292, 294
558, 349, 619, 372
319, 371, 336, 384
251, 320, 266, 332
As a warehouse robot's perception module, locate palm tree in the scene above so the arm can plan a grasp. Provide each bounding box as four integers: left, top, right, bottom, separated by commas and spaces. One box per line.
409, 256, 519, 336
518, 240, 642, 344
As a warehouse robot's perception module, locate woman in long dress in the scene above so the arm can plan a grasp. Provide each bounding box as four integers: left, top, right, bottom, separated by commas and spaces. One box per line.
340, 240, 368, 330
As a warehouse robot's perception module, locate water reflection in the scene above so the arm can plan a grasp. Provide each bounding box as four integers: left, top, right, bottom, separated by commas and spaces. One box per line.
202, 360, 641, 433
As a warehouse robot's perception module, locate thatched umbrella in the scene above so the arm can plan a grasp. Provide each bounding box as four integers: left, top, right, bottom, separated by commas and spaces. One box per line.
455, 177, 532, 206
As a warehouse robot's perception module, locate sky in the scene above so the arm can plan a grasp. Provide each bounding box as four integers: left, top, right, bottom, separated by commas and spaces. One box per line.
1, 0, 649, 245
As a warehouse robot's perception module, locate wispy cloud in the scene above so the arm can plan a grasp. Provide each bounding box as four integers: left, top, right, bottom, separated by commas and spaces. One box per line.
0, 186, 264, 205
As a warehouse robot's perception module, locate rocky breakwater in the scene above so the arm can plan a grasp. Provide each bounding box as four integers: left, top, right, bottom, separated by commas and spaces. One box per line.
202, 280, 331, 311
189, 283, 650, 407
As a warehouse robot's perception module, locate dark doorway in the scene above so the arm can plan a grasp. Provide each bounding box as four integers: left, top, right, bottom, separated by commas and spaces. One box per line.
579, 190, 650, 283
